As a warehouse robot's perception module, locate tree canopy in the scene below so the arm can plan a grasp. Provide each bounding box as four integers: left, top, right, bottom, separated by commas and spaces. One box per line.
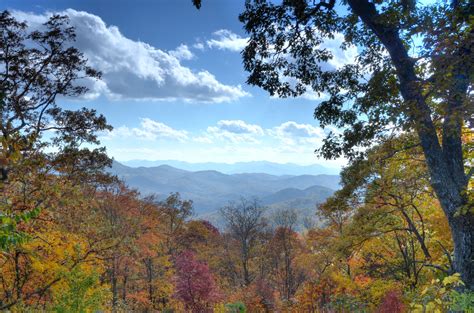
194, 0, 473, 290
1, 4, 473, 312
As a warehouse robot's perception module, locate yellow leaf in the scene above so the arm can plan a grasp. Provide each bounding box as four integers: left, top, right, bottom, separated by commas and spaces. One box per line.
443, 273, 461, 286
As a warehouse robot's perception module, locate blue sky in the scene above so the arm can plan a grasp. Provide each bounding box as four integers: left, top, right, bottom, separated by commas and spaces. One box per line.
4, 0, 356, 169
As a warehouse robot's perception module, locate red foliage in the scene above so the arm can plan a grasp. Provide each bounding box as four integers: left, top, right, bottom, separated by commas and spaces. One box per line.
376, 290, 406, 313
174, 250, 220, 312
254, 278, 275, 310
198, 220, 220, 235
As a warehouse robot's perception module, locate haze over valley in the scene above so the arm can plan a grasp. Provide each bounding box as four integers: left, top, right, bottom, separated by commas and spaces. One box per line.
111, 161, 339, 220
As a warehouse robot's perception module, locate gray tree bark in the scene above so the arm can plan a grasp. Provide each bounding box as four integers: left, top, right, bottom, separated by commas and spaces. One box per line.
347, 0, 473, 290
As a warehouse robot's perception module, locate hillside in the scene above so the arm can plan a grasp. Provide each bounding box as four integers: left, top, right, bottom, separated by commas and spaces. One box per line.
109, 161, 339, 214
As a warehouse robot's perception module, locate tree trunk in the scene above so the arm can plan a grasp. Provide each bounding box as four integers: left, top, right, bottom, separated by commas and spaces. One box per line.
347, 0, 473, 289
122, 270, 128, 303
242, 241, 251, 286
448, 206, 474, 289
111, 257, 118, 311
144, 258, 154, 307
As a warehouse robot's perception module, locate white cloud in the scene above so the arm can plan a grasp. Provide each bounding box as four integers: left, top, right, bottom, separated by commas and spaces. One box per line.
169, 44, 194, 60
102, 119, 347, 168
215, 120, 264, 135
299, 90, 329, 101
13, 10, 249, 103
136, 118, 189, 141
193, 136, 213, 144
270, 121, 325, 146
206, 120, 264, 143
102, 126, 134, 139
206, 29, 248, 52
193, 42, 205, 50
273, 121, 324, 138
103, 118, 188, 142
319, 33, 358, 69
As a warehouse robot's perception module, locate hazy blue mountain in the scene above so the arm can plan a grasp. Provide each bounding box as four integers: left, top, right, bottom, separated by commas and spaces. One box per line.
261, 185, 331, 205
120, 159, 340, 175
109, 161, 339, 215
197, 184, 333, 230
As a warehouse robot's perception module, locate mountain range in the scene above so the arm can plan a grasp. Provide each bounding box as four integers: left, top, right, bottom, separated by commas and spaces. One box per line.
121, 159, 340, 175
110, 162, 340, 220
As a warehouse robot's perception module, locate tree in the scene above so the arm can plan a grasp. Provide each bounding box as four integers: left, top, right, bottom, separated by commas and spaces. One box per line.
0, 11, 112, 254
0, 179, 105, 310
174, 250, 219, 312
0, 11, 105, 135
50, 267, 107, 313
220, 198, 267, 287
92, 184, 144, 310
0, 11, 110, 164
269, 209, 306, 303
0, 8, 112, 195
326, 135, 454, 285
195, 0, 473, 289
158, 192, 194, 255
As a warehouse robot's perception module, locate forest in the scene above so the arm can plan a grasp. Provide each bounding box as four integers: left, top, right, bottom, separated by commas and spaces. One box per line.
0, 0, 473, 312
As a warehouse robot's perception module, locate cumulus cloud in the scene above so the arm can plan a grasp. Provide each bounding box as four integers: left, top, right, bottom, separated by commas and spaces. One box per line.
300, 89, 329, 101
270, 121, 325, 145
193, 42, 205, 50
103, 118, 188, 142
215, 120, 264, 135
319, 33, 358, 70
13, 10, 248, 103
136, 118, 189, 141
205, 120, 264, 143
193, 136, 213, 144
169, 44, 194, 60
102, 119, 346, 167
273, 121, 324, 137
206, 29, 248, 52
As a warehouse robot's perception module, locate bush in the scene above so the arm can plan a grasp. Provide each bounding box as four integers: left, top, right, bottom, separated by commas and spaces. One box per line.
225, 301, 246, 313
50, 267, 107, 313
410, 273, 474, 312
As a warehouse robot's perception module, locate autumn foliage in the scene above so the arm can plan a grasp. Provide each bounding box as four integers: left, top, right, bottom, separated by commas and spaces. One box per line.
174, 250, 220, 312
1, 8, 473, 313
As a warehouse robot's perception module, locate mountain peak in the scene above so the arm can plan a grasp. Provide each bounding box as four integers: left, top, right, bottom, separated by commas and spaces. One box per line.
120, 159, 340, 176
110, 161, 340, 214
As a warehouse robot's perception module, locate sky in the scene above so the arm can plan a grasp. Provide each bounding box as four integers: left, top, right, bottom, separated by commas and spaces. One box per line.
3, 0, 356, 169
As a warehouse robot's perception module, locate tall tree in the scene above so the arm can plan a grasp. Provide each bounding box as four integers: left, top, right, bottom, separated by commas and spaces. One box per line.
269, 209, 305, 302
0, 11, 111, 180
158, 192, 194, 256
174, 250, 219, 312
0, 11, 114, 310
0, 11, 112, 248
0, 11, 110, 160
195, 0, 473, 289
220, 198, 267, 286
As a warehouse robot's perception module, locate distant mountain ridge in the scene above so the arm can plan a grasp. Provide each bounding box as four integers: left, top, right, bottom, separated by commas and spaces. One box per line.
121, 159, 340, 175
109, 161, 340, 216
